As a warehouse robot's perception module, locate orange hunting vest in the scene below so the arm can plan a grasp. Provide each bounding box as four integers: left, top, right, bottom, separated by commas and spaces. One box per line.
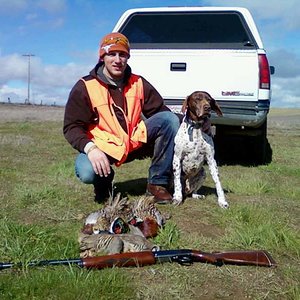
83, 75, 147, 166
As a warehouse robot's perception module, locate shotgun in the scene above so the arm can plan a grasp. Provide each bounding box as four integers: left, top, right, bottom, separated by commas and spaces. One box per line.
0, 249, 276, 271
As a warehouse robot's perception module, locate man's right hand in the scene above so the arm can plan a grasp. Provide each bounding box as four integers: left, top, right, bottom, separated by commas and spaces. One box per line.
87, 147, 111, 177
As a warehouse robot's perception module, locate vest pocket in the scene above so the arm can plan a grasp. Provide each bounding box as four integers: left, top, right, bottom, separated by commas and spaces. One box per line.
91, 127, 126, 161
91, 127, 124, 146
131, 120, 147, 143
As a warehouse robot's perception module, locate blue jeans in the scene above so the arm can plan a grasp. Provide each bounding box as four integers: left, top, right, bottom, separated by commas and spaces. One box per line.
75, 111, 180, 188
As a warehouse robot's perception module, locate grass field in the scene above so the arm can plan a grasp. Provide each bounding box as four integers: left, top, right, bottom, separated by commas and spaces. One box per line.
0, 105, 299, 299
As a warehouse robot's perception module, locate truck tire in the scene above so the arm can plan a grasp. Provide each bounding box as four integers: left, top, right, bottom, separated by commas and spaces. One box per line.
253, 120, 267, 164
214, 121, 271, 165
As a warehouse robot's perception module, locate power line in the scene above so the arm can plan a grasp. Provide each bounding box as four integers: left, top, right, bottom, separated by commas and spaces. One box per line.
22, 54, 35, 104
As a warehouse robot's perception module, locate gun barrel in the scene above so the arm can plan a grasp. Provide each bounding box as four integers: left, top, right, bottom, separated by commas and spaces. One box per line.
0, 253, 156, 271
0, 262, 14, 270
0, 259, 83, 270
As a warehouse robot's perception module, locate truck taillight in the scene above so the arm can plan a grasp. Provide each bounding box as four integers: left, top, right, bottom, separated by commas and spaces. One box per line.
259, 54, 271, 89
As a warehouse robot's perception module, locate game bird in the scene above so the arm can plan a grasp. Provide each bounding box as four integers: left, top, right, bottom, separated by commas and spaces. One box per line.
78, 193, 165, 257
131, 195, 166, 238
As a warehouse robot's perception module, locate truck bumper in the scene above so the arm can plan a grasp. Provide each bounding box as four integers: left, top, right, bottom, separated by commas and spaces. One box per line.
211, 100, 270, 128
166, 99, 270, 128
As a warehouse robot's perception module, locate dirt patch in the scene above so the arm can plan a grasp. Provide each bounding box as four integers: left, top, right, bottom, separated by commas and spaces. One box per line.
1, 103, 300, 128
176, 207, 225, 238
268, 108, 300, 129
0, 103, 64, 123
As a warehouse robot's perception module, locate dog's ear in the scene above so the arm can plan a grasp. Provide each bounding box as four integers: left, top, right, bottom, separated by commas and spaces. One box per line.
210, 99, 223, 116
205, 92, 223, 116
181, 96, 189, 113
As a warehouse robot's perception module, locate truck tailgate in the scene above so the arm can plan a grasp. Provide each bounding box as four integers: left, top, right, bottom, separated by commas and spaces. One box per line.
128, 49, 259, 105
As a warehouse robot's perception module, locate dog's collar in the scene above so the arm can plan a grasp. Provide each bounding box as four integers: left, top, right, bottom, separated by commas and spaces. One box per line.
184, 116, 202, 142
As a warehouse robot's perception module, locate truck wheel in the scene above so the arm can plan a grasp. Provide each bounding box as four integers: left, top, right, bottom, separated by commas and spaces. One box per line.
251, 120, 272, 165
214, 121, 272, 165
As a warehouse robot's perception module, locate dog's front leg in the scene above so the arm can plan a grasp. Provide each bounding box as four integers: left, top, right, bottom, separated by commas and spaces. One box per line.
206, 151, 229, 209
172, 153, 183, 205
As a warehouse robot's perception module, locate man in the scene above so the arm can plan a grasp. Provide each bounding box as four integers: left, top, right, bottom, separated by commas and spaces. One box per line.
63, 32, 180, 204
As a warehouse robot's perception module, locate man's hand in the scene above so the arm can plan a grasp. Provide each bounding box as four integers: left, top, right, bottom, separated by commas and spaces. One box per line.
87, 147, 111, 177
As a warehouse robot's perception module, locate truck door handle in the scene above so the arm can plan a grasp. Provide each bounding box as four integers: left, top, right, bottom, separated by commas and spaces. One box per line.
170, 62, 186, 71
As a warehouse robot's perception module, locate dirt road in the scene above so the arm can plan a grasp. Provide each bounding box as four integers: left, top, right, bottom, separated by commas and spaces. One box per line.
0, 104, 64, 123
0, 103, 299, 128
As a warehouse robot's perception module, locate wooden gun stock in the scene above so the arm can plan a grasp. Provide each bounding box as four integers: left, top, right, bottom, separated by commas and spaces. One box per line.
82, 251, 156, 269
0, 249, 276, 271
190, 250, 277, 267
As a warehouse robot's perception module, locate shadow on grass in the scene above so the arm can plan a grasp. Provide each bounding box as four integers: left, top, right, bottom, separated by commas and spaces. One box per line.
115, 178, 148, 196
198, 185, 230, 197
115, 178, 230, 200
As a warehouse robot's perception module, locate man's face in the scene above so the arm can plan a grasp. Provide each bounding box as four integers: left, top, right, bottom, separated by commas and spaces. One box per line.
103, 51, 129, 79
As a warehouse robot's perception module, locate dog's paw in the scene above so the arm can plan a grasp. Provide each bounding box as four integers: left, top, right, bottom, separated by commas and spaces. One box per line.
172, 199, 183, 206
218, 198, 229, 209
172, 193, 183, 206
191, 193, 205, 200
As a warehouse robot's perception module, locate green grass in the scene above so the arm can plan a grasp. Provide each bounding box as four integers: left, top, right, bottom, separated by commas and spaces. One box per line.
0, 110, 299, 299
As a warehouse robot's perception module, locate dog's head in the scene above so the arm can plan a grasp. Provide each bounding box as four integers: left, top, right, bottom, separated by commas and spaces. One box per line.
182, 91, 223, 122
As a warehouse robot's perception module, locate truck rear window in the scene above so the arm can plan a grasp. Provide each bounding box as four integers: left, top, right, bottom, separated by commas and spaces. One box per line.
119, 11, 256, 49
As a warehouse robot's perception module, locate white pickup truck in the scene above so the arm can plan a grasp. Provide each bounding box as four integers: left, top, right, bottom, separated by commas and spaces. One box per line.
113, 7, 274, 164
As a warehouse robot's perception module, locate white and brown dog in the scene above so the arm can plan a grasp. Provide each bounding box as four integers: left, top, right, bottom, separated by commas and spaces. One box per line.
172, 91, 229, 209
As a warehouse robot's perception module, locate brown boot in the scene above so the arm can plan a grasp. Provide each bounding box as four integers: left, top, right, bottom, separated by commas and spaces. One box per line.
146, 184, 172, 204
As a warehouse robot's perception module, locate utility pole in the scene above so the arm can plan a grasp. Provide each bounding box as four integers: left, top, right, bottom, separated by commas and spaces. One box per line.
22, 54, 35, 104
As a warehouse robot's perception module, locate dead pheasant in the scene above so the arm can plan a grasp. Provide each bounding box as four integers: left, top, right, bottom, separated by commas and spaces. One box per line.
81, 193, 134, 235
131, 195, 166, 238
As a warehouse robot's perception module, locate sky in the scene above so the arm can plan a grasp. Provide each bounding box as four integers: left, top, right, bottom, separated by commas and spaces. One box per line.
0, 0, 299, 108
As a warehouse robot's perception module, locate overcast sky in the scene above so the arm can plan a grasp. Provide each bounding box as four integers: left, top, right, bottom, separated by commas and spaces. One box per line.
0, 0, 299, 108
